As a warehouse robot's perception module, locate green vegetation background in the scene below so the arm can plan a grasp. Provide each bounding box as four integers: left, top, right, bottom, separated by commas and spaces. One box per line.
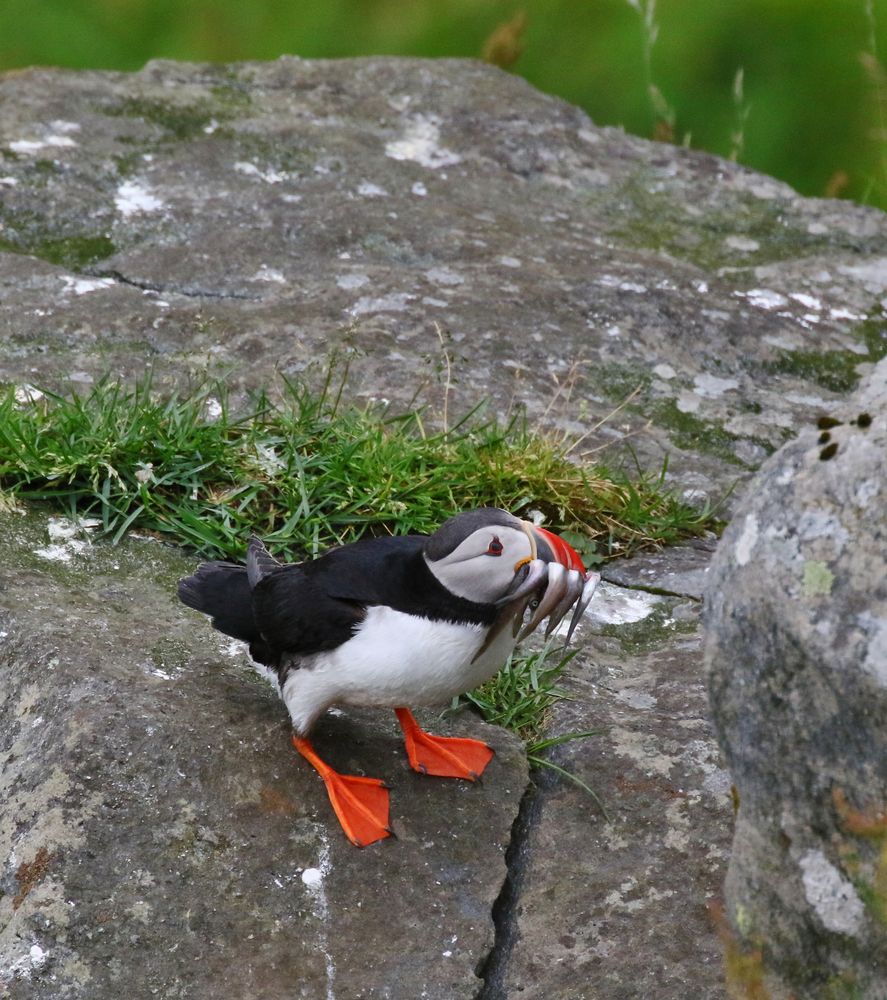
1, 0, 886, 212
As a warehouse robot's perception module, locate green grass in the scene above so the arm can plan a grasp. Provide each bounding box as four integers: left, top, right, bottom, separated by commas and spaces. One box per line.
458, 642, 609, 817
461, 643, 582, 743
0, 372, 713, 564
2, 370, 689, 810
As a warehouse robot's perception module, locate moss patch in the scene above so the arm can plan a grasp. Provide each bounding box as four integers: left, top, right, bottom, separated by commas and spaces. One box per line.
588, 171, 852, 270
652, 399, 748, 465
590, 362, 653, 403
762, 348, 867, 393
855, 312, 887, 362
762, 311, 885, 394
150, 638, 191, 674
103, 96, 225, 140
0, 230, 116, 270
100, 83, 254, 143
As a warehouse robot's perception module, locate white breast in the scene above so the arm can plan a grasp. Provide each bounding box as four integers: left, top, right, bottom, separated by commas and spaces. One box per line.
279, 607, 518, 735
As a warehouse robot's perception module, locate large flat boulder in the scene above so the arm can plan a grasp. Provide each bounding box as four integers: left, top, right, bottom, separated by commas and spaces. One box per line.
0, 57, 885, 508
0, 512, 527, 998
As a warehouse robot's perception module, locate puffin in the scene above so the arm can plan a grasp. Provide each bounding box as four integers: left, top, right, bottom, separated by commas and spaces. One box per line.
178, 507, 600, 846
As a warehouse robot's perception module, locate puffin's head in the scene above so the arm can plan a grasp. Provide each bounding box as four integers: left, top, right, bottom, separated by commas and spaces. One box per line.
424, 507, 599, 643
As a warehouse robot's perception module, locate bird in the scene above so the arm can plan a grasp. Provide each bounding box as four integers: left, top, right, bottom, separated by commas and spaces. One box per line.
178, 507, 600, 847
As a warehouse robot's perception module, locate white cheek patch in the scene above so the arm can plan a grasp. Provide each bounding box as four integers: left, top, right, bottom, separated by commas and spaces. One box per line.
428, 525, 533, 603
435, 558, 516, 603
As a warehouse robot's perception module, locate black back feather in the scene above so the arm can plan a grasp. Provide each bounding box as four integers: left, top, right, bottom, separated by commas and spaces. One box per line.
178, 531, 497, 669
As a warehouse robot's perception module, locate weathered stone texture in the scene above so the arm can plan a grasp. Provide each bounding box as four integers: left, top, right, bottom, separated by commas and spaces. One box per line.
498, 562, 731, 1000
1, 57, 885, 509
706, 358, 887, 998
0, 514, 526, 999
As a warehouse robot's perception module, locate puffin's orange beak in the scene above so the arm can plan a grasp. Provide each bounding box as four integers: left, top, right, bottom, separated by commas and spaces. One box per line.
509, 521, 599, 645
528, 524, 586, 574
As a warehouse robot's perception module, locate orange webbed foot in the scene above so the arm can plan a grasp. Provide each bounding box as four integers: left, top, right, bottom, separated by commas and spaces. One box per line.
292, 735, 391, 848
395, 707, 494, 780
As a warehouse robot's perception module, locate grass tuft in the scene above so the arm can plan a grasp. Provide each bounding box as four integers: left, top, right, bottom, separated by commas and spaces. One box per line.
457, 641, 609, 817
460, 642, 580, 743
0, 372, 713, 563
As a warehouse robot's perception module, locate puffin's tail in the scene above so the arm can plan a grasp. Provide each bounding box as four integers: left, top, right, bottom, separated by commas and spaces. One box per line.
177, 561, 257, 643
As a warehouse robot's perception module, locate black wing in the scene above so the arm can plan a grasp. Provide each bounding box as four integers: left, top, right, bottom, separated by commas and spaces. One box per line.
252, 532, 496, 656
250, 564, 367, 657
248, 535, 427, 658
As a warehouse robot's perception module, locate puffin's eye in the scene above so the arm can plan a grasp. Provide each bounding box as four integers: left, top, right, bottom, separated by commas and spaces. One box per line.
486, 536, 504, 556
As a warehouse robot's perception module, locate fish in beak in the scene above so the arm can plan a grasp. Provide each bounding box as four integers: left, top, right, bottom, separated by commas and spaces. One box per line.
498, 521, 601, 645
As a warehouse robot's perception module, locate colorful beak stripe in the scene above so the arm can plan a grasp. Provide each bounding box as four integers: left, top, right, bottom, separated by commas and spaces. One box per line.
531, 525, 586, 574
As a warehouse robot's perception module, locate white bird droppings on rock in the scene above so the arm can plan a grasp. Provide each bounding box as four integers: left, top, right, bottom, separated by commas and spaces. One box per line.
14, 385, 45, 405
301, 867, 324, 888
725, 236, 760, 253
253, 266, 286, 284
789, 292, 822, 311
734, 514, 758, 567
301, 836, 336, 1000
357, 181, 387, 197
385, 116, 461, 169
584, 583, 662, 626
10, 135, 77, 154
61, 276, 115, 295
829, 306, 865, 322
115, 180, 164, 217
799, 850, 865, 937
737, 288, 788, 310
35, 516, 101, 562
233, 161, 287, 184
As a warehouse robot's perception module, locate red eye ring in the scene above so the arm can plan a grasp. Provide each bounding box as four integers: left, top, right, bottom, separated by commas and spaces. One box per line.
486, 536, 504, 556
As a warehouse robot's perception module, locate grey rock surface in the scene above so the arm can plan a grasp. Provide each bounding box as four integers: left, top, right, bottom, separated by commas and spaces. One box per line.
0, 513, 527, 999
601, 536, 717, 601
1, 57, 886, 512
496, 567, 732, 1000
705, 358, 887, 998
1, 54, 886, 999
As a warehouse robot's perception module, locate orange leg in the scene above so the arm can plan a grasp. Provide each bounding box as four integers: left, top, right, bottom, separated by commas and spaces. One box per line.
395, 707, 494, 780
292, 735, 391, 848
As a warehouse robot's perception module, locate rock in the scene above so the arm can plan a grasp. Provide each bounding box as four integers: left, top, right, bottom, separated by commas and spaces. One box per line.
0, 512, 527, 999
602, 536, 718, 601
0, 57, 885, 511
493, 556, 732, 1000
705, 358, 887, 997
